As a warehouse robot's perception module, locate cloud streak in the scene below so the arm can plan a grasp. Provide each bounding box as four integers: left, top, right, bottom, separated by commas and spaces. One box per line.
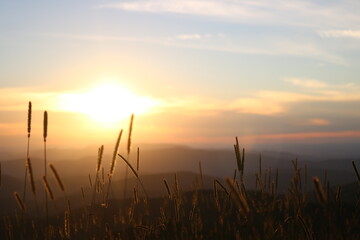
318, 30, 360, 39
284, 78, 328, 88
98, 0, 360, 29
242, 130, 360, 142
44, 32, 344, 64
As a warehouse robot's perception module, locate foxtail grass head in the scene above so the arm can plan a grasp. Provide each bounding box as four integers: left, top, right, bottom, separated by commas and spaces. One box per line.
127, 114, 134, 155
96, 145, 104, 173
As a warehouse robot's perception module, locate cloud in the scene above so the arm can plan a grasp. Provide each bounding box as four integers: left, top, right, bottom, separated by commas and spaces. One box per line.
98, 1, 263, 20
241, 130, 360, 142
164, 37, 344, 64
306, 118, 331, 126
285, 78, 328, 88
156, 78, 360, 117
43, 32, 344, 64
98, 0, 360, 29
173, 33, 223, 40
228, 98, 284, 115
318, 30, 360, 39
176, 34, 203, 40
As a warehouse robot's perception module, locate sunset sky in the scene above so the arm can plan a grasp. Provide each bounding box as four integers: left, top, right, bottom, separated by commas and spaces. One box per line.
1, 1, 360, 153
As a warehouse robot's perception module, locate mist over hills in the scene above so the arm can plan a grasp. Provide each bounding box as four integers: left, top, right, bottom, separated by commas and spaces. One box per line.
0, 143, 359, 218
1, 144, 359, 176
1, 144, 359, 192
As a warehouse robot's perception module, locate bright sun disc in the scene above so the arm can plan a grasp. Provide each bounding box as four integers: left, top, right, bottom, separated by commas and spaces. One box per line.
58, 83, 156, 124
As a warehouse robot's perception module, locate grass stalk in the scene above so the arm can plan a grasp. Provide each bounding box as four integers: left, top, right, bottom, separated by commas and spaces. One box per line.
43, 111, 49, 231
123, 114, 134, 203
104, 130, 123, 206
119, 154, 148, 200
22, 101, 32, 202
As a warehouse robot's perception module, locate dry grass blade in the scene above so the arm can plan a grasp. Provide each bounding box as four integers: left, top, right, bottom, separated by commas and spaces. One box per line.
226, 178, 249, 215
42, 176, 54, 200
110, 129, 123, 176
118, 154, 138, 178
163, 178, 171, 198
49, 164, 65, 192
81, 187, 85, 200
43, 111, 48, 142
213, 180, 218, 199
335, 185, 341, 202
352, 161, 360, 184
118, 154, 148, 199
214, 179, 229, 195
136, 147, 140, 172
259, 154, 262, 177
313, 177, 327, 204
27, 101, 32, 137
127, 114, 134, 155
88, 174, 92, 187
26, 158, 36, 195
297, 215, 313, 240
199, 161, 204, 187
13, 192, 26, 211
234, 137, 241, 172
241, 148, 245, 173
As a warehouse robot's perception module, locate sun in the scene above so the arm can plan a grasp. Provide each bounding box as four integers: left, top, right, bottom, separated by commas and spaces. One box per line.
58, 83, 156, 125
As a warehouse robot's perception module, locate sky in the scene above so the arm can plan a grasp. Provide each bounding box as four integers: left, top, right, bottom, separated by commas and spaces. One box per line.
1, 0, 360, 155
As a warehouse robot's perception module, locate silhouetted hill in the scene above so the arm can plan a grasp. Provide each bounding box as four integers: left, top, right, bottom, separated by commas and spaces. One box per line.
1, 146, 359, 191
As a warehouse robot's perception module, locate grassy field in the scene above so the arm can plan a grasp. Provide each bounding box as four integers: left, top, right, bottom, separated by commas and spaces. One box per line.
0, 103, 359, 239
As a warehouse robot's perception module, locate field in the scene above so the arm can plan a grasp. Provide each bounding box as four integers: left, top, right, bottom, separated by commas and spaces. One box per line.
0, 103, 359, 240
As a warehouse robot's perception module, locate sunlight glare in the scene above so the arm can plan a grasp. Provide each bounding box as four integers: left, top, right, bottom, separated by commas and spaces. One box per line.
58, 83, 156, 125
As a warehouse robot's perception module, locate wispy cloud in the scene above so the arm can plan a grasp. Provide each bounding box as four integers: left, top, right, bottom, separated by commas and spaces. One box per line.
318, 30, 360, 39
285, 78, 328, 88
98, 1, 264, 20
219, 80, 360, 115
306, 118, 331, 126
173, 33, 224, 40
98, 0, 360, 29
43, 32, 344, 64
228, 98, 284, 115
241, 130, 360, 143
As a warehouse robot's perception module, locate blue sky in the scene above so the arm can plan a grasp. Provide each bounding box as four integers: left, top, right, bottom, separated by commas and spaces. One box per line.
0, 0, 360, 151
